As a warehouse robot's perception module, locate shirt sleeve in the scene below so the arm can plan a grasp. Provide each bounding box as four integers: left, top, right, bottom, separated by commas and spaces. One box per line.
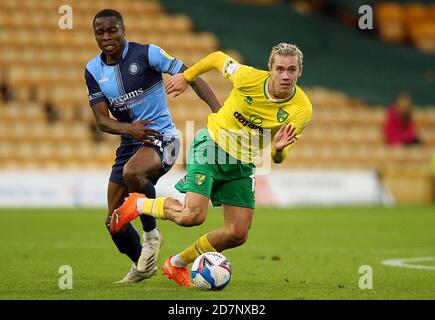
148, 44, 183, 75
85, 68, 106, 106
182, 51, 248, 88
221, 57, 248, 87
219, 54, 256, 90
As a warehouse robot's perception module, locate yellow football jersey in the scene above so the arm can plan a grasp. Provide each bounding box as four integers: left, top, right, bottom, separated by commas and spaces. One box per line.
206, 56, 313, 163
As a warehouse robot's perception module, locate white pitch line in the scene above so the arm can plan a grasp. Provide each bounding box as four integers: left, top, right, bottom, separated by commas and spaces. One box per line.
381, 257, 435, 270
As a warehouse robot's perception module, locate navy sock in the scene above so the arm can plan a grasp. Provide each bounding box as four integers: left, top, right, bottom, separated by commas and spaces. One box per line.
139, 180, 157, 232
111, 223, 142, 263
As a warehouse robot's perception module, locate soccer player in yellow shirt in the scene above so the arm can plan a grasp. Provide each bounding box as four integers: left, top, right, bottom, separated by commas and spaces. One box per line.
109, 43, 313, 287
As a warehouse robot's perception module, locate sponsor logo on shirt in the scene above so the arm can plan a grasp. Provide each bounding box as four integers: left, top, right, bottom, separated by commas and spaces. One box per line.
233, 111, 264, 133
108, 88, 144, 106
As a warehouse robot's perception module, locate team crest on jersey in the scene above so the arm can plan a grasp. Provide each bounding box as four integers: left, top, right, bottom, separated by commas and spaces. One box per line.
277, 108, 289, 123
160, 49, 174, 59
128, 63, 140, 75
244, 96, 253, 105
194, 174, 206, 186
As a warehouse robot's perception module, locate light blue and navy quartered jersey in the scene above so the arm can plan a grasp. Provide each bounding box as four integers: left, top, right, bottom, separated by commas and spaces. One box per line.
85, 40, 183, 146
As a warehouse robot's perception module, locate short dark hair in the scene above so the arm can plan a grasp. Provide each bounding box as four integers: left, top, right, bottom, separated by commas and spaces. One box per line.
93, 9, 124, 27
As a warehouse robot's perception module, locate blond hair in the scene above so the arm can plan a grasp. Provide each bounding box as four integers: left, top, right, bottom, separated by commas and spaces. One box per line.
268, 43, 303, 70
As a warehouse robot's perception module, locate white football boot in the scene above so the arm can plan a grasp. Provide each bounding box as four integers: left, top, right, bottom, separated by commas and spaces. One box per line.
137, 229, 164, 277
114, 263, 148, 284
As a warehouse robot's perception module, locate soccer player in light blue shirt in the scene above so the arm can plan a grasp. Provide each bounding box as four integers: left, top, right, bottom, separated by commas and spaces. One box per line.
85, 9, 221, 283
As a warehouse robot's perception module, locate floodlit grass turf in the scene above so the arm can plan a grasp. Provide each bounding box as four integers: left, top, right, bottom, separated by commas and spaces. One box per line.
0, 206, 434, 300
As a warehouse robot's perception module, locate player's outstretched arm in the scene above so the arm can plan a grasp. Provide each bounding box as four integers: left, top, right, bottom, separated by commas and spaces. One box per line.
181, 64, 221, 113
91, 101, 159, 143
165, 72, 221, 112
189, 77, 222, 113
165, 73, 189, 97
165, 51, 229, 101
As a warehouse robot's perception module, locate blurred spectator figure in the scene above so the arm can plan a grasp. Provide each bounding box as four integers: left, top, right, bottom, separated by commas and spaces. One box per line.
44, 101, 60, 123
384, 92, 421, 146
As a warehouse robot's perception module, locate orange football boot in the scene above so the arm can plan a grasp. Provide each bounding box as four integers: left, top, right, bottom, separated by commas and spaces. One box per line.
109, 192, 144, 234
163, 256, 194, 287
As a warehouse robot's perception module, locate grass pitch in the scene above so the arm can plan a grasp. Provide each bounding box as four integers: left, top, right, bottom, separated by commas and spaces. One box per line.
0, 206, 434, 300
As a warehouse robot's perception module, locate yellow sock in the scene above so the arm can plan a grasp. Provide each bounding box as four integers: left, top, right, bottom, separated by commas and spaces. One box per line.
141, 197, 168, 220
178, 234, 217, 265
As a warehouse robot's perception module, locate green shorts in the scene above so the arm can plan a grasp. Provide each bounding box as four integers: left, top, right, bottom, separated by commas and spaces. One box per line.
175, 128, 256, 209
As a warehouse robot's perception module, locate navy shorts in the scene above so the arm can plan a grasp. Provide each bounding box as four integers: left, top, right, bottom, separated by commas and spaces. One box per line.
109, 136, 180, 186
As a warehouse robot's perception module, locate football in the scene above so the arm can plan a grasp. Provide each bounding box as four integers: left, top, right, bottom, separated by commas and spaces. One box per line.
191, 252, 232, 290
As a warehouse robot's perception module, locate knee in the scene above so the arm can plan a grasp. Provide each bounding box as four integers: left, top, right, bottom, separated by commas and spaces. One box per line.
123, 165, 147, 188
226, 226, 249, 247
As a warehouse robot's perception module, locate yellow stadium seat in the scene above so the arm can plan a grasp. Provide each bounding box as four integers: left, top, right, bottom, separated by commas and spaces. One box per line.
403, 3, 428, 29
375, 3, 406, 43
409, 20, 435, 54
